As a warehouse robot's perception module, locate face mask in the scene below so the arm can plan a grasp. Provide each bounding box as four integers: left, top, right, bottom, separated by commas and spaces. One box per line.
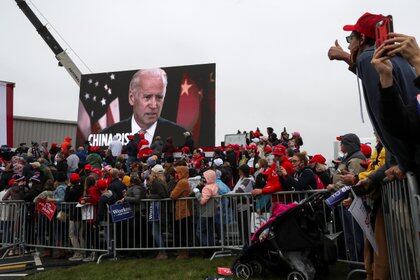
28, 182, 33, 188
255, 163, 260, 169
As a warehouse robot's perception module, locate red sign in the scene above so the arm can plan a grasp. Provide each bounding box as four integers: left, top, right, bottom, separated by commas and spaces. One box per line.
217, 267, 233, 276
36, 200, 57, 221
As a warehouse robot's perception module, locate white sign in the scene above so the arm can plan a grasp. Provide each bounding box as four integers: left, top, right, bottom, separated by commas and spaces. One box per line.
348, 195, 378, 254
224, 134, 247, 147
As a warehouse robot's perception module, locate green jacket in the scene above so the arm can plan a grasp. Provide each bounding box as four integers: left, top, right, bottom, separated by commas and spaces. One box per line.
86, 153, 103, 169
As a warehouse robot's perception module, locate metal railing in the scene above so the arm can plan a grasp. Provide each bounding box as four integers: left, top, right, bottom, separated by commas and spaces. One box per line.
0, 200, 26, 258
23, 202, 110, 254
0, 179, 417, 280
382, 172, 420, 280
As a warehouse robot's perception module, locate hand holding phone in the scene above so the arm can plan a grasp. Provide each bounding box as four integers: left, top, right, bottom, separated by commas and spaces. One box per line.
375, 15, 393, 49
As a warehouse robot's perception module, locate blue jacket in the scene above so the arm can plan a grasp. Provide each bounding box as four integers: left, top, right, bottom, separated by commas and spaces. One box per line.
216, 179, 230, 195
76, 150, 87, 164
355, 46, 419, 172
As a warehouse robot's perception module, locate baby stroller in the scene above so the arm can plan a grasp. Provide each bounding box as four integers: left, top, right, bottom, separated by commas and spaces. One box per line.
232, 192, 337, 280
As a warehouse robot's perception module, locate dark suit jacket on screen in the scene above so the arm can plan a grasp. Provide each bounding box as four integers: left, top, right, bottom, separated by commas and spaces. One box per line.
101, 117, 187, 147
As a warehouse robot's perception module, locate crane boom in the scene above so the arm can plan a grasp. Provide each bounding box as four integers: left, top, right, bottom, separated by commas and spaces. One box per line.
15, 0, 82, 86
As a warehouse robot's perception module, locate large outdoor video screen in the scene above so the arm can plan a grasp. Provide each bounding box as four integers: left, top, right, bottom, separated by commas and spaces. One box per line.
76, 63, 215, 148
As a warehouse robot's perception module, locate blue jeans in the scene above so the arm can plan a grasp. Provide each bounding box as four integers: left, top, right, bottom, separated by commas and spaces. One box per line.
198, 217, 214, 246
149, 221, 163, 247
341, 207, 364, 262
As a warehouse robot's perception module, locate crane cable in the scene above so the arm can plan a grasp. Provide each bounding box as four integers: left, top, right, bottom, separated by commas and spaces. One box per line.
27, 0, 93, 73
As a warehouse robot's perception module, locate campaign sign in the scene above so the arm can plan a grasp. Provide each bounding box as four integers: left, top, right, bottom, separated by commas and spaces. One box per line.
109, 202, 134, 223
36, 200, 57, 221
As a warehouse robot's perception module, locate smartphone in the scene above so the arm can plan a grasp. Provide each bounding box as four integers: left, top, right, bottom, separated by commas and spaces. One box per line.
375, 15, 394, 48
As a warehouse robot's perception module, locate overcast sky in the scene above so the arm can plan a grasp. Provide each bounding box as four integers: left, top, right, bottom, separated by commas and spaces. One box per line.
1, 0, 419, 160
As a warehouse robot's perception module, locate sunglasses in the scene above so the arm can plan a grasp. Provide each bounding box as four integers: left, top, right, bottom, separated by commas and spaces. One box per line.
346, 34, 358, 43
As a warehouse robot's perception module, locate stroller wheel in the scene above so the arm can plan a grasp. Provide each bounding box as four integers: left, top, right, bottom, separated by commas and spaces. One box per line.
287, 271, 306, 280
249, 260, 263, 275
234, 263, 252, 279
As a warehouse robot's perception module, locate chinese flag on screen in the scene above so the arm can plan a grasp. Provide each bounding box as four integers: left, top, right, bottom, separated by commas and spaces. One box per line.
176, 74, 202, 143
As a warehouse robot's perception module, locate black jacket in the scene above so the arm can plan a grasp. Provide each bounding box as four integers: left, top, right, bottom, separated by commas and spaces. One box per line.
148, 179, 169, 199
101, 117, 187, 147
65, 183, 84, 221
285, 167, 317, 191
23, 184, 43, 203
56, 161, 68, 174
125, 140, 138, 157
108, 178, 127, 200
150, 140, 164, 154
317, 170, 331, 186
379, 76, 420, 143
97, 194, 116, 223
354, 46, 419, 172
184, 136, 194, 151
125, 184, 147, 204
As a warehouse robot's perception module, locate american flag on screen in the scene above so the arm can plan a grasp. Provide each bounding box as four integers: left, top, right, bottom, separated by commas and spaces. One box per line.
77, 73, 120, 139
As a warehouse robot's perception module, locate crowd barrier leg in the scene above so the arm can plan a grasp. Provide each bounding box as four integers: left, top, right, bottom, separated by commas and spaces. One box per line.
0, 201, 26, 259
382, 173, 420, 280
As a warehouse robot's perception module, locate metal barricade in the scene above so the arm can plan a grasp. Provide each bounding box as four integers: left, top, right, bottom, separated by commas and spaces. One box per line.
382, 172, 420, 280
111, 190, 330, 258
0, 181, 417, 280
221, 190, 328, 251
330, 204, 366, 279
24, 202, 111, 262
0, 200, 26, 258
113, 197, 225, 254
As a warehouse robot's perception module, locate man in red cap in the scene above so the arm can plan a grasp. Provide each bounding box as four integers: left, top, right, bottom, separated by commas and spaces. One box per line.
328, 12, 418, 179
66, 173, 85, 261
272, 145, 294, 177
329, 14, 420, 279
252, 144, 295, 197
309, 154, 331, 187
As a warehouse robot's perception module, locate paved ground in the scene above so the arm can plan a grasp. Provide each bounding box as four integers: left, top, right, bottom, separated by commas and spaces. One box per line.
0, 249, 84, 279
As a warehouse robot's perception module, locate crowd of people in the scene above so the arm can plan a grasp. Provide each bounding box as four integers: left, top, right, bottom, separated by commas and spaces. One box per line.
0, 11, 419, 280
0, 126, 336, 260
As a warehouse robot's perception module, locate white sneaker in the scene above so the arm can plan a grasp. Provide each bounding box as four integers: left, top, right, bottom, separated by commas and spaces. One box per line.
68, 253, 83, 261
83, 252, 96, 262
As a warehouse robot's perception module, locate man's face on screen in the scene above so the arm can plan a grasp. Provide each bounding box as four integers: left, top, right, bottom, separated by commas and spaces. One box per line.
129, 75, 165, 129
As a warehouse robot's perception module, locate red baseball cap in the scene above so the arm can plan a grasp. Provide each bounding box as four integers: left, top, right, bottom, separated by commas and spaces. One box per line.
309, 154, 326, 165
343, 12, 386, 39
264, 145, 272, 154
69, 173, 80, 184
272, 145, 286, 157
360, 143, 372, 158
182, 146, 190, 154
84, 164, 93, 171
92, 168, 102, 177
96, 179, 108, 190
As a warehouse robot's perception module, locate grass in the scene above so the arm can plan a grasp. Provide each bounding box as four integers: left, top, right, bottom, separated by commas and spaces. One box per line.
26, 255, 351, 280
27, 256, 239, 280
